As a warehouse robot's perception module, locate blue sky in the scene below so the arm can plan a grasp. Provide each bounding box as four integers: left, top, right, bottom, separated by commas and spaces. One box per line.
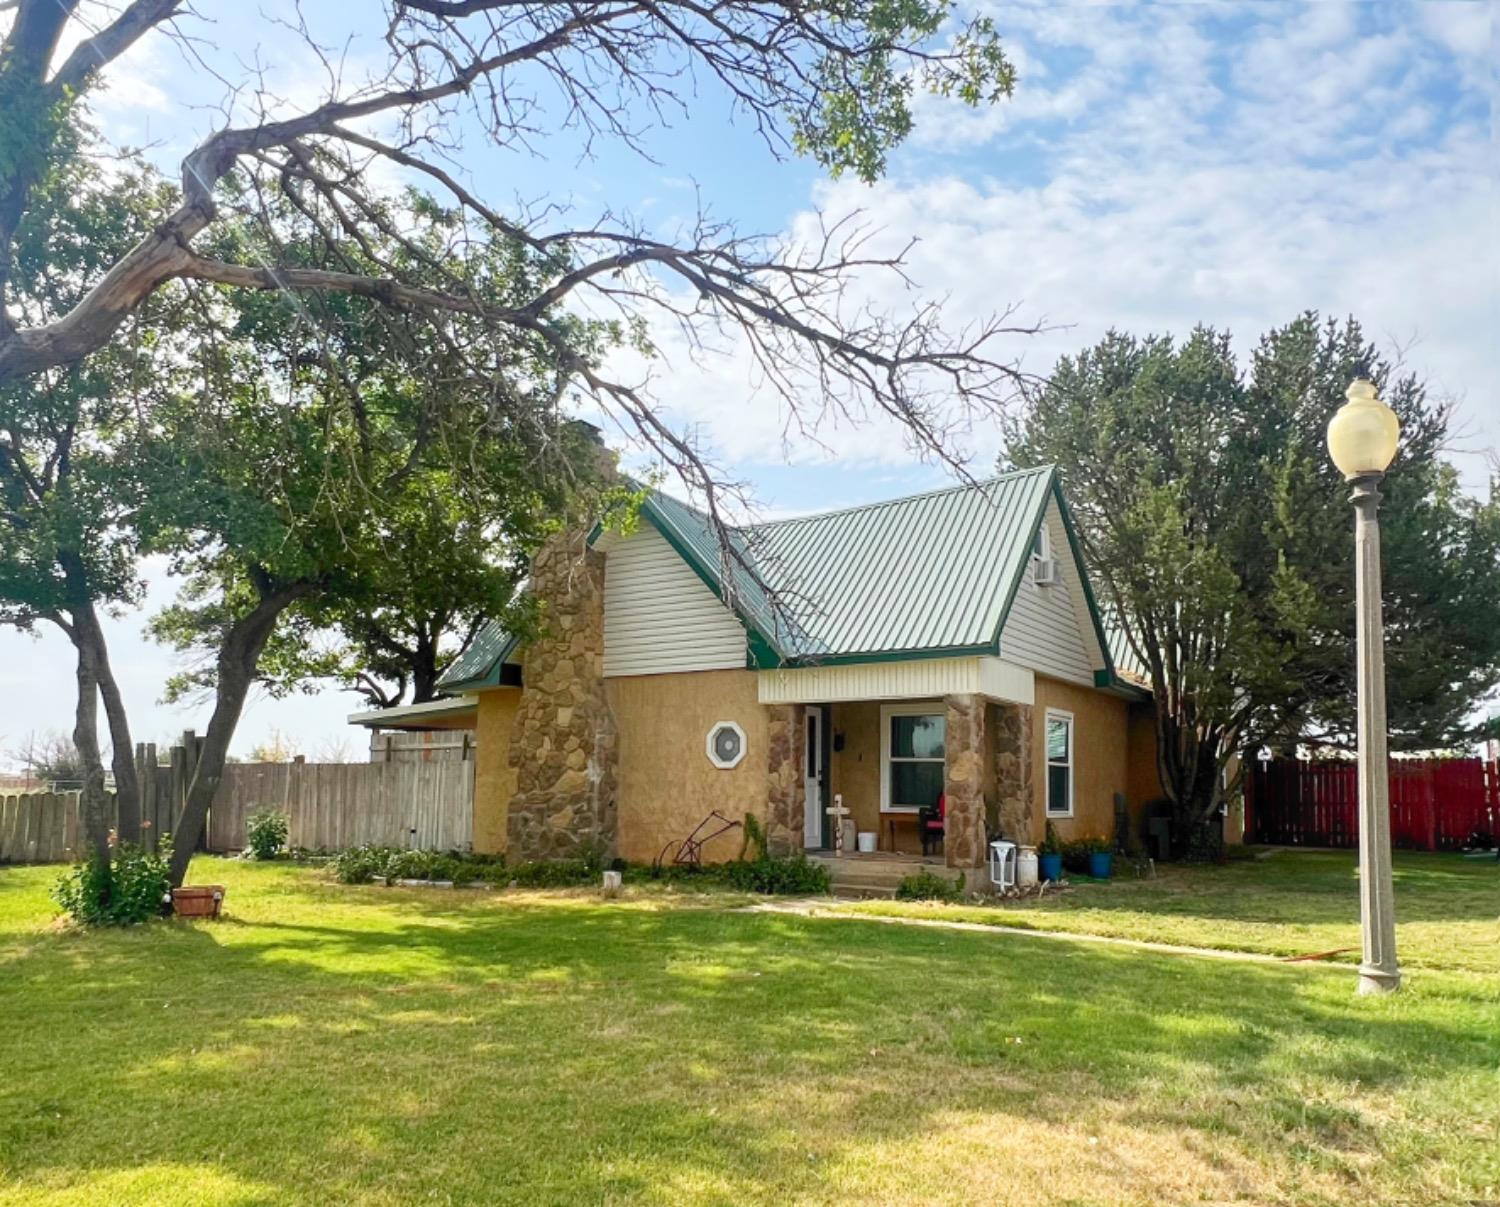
1, 0, 1495, 760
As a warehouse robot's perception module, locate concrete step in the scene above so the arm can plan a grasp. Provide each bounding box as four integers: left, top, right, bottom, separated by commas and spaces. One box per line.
831, 883, 898, 900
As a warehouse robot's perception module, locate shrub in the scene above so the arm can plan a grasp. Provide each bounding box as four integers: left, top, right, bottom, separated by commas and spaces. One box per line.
332, 845, 400, 885
244, 809, 289, 860
1040, 820, 1063, 855
498, 858, 599, 888
53, 841, 173, 927
894, 868, 965, 901
333, 846, 508, 886
721, 852, 831, 895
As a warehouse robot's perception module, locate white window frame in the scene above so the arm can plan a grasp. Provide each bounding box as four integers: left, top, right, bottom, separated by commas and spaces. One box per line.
1044, 708, 1075, 817
1031, 520, 1051, 564
705, 720, 747, 769
879, 701, 946, 814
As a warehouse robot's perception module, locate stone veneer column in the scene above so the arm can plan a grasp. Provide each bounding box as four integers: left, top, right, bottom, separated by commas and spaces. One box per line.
943, 694, 987, 868
993, 701, 1034, 844
764, 704, 805, 856
507, 530, 619, 861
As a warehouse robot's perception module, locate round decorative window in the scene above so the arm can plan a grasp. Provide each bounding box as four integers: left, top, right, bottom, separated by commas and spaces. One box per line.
706, 721, 747, 769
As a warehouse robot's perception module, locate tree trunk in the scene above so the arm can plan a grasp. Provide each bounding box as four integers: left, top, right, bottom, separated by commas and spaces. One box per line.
69, 635, 111, 868
167, 585, 308, 886
56, 552, 143, 840
411, 638, 439, 704
1153, 706, 1228, 861
75, 601, 142, 842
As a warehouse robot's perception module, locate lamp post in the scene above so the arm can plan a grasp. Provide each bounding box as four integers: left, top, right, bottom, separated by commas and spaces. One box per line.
1326, 378, 1402, 995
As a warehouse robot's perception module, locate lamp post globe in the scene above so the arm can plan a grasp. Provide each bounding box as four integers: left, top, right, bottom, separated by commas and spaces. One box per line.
1329, 378, 1402, 995
1328, 379, 1400, 479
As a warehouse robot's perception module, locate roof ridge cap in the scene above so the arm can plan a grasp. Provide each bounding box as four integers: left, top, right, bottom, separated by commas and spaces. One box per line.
747, 464, 1054, 530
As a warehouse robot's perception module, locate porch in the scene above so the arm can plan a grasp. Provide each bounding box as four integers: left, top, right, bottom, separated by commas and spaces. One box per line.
760, 657, 1038, 872
805, 850, 962, 899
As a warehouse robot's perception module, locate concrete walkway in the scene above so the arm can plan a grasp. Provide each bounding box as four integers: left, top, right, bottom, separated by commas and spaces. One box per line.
742, 897, 1315, 966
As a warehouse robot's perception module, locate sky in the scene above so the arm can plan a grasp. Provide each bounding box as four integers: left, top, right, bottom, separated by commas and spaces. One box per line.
0, 0, 1495, 763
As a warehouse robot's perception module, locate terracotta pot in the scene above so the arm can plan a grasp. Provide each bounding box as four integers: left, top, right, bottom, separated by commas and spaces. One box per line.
171, 885, 225, 919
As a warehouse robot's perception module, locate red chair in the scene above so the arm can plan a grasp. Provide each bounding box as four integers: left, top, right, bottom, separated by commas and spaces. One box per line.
919, 793, 946, 856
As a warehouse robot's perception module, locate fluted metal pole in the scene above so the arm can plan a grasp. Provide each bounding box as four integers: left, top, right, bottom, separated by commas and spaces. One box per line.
1351, 473, 1401, 994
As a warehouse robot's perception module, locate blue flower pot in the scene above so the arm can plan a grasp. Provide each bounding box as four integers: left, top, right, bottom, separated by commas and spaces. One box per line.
1088, 851, 1113, 880
1039, 852, 1064, 883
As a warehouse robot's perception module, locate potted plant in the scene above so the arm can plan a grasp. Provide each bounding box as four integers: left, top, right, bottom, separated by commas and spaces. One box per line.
1039, 821, 1064, 883
1087, 836, 1114, 880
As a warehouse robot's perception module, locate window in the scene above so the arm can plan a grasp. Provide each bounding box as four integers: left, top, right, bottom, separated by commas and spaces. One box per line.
1045, 710, 1074, 817
706, 721, 747, 769
1031, 521, 1050, 563
880, 703, 945, 812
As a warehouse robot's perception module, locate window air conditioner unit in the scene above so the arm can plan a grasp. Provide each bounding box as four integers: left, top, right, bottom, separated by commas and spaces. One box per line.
1033, 557, 1058, 586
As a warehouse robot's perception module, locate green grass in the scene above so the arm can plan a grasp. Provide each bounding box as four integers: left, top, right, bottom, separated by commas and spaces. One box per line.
0, 853, 1496, 1206
846, 849, 1500, 974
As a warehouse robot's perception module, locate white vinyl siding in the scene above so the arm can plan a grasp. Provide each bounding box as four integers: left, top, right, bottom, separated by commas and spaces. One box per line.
999, 500, 1104, 687
603, 524, 747, 677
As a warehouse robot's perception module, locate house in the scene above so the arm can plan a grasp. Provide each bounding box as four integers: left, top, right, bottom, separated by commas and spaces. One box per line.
350, 466, 1164, 876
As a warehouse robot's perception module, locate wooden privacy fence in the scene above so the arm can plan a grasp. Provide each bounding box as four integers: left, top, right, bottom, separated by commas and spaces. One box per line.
1, 738, 474, 864
1247, 756, 1500, 851
207, 759, 474, 852
0, 792, 84, 864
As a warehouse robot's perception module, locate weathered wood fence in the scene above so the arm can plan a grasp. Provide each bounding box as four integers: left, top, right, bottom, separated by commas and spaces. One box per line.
206, 758, 474, 852
1, 735, 474, 864
368, 729, 474, 763
1246, 756, 1500, 851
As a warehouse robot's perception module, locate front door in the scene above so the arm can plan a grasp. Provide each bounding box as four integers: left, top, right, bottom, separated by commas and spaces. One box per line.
804, 705, 825, 848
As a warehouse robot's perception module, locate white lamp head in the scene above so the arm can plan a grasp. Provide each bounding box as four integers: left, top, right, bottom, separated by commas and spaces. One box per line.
1327, 379, 1400, 480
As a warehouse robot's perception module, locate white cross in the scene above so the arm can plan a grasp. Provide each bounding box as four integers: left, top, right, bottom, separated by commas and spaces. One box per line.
825, 793, 853, 856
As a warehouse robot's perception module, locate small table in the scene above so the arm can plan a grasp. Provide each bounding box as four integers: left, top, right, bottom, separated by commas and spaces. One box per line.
884, 812, 921, 853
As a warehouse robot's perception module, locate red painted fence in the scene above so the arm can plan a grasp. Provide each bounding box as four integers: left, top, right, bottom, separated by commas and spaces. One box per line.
1246, 757, 1500, 851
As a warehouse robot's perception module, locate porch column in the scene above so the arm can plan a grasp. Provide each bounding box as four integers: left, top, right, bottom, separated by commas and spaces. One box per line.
994, 701, 1034, 844
764, 704, 805, 856
943, 694, 986, 868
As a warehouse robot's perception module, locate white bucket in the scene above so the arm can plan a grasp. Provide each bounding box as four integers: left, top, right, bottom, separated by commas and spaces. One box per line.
856, 831, 878, 854
1016, 845, 1039, 888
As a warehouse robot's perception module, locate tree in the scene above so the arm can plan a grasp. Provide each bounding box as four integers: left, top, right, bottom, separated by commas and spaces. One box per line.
319, 474, 541, 710
0, 151, 185, 857
1006, 314, 1500, 855
6, 730, 86, 787
3, 3, 1035, 884
136, 193, 607, 885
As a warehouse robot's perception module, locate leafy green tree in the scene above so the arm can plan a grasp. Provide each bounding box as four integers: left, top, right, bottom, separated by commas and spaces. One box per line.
4, 3, 1032, 893
313, 472, 540, 710
0, 151, 184, 856
139, 195, 607, 885
1006, 314, 1500, 855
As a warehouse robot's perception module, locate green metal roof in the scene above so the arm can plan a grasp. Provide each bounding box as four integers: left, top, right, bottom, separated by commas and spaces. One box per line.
441, 465, 1126, 682
742, 466, 1056, 662
434, 621, 521, 693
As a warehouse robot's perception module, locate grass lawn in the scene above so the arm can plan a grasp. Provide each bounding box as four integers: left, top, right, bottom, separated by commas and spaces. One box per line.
0, 853, 1496, 1206
848, 849, 1500, 974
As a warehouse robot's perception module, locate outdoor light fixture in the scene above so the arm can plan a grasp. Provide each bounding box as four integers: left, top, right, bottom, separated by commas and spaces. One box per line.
1328, 378, 1402, 995
1327, 378, 1401, 479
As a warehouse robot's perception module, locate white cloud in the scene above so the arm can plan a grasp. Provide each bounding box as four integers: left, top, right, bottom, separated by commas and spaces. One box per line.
619, 2, 1497, 496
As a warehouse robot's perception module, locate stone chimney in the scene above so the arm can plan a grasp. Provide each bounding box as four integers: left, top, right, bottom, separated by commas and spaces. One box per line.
506, 528, 619, 861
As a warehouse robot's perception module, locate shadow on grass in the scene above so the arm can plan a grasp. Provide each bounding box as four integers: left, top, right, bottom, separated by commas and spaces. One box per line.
0, 868, 1495, 1205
